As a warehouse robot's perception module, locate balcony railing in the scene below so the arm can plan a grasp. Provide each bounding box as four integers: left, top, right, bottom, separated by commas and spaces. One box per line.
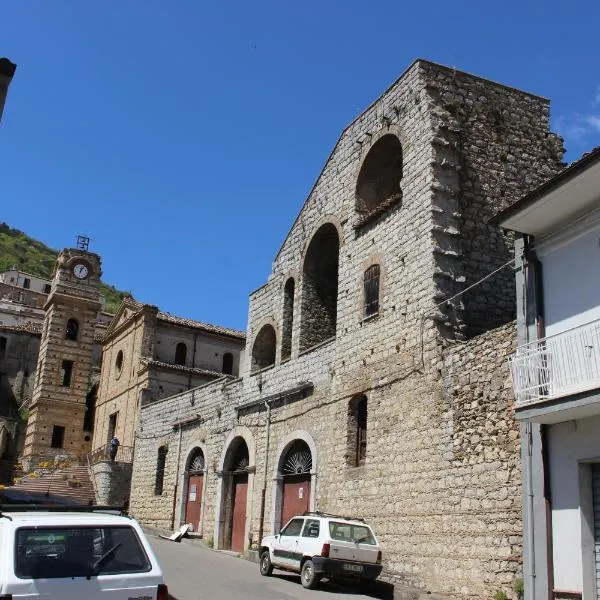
88, 444, 134, 465
509, 319, 600, 406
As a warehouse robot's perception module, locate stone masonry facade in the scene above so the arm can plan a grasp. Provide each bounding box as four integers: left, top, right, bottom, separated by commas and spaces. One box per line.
128, 60, 564, 599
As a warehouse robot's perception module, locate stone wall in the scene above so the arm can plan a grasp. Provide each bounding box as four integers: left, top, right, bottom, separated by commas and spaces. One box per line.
130, 322, 518, 598
128, 60, 563, 600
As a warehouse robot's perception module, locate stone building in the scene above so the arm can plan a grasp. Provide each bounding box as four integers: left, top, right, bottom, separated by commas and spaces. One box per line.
22, 248, 103, 464
128, 59, 564, 599
0, 57, 16, 124
92, 298, 246, 458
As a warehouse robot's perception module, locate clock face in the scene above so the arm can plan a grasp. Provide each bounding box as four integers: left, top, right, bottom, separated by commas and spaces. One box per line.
73, 263, 89, 279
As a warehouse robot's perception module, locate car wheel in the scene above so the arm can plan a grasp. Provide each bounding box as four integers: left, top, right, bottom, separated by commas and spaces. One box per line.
259, 551, 273, 576
300, 559, 320, 589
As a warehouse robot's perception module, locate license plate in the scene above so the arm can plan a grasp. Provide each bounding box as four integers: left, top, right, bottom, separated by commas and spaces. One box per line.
342, 563, 363, 572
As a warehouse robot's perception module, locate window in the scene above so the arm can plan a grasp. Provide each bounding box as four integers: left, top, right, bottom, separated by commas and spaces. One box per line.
299, 223, 340, 352
301, 519, 320, 538
222, 352, 233, 375
329, 522, 376, 545
0, 336, 6, 359
61, 360, 74, 387
347, 395, 367, 466
15, 526, 151, 579
251, 325, 276, 372
174, 343, 187, 366
115, 350, 124, 376
22, 278, 30, 289
281, 518, 304, 537
154, 446, 168, 495
65, 318, 79, 341
281, 278, 295, 360
51, 425, 65, 449
355, 134, 403, 218
43, 283, 52, 294
363, 264, 380, 318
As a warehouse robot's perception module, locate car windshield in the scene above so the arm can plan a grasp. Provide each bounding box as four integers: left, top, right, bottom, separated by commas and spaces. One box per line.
328, 521, 376, 545
15, 525, 151, 579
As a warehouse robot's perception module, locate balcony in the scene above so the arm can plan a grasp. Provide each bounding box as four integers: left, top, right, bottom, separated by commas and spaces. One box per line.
509, 319, 600, 407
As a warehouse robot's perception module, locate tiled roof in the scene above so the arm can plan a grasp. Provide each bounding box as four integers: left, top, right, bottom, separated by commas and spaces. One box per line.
157, 311, 246, 340
140, 358, 230, 378
0, 321, 42, 335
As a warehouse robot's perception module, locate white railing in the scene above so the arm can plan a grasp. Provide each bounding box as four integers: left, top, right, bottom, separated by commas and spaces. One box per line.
509, 319, 600, 406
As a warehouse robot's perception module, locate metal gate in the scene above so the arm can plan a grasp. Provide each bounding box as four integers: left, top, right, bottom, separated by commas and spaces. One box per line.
593, 464, 600, 599
230, 473, 248, 552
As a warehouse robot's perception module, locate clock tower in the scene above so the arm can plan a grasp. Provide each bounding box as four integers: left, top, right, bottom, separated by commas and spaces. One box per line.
22, 247, 102, 465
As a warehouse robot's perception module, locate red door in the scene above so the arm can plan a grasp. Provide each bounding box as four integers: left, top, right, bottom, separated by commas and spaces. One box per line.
281, 474, 310, 526
230, 474, 248, 552
185, 474, 203, 531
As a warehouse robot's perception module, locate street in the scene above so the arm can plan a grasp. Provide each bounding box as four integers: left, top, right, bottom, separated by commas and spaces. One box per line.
149, 535, 392, 600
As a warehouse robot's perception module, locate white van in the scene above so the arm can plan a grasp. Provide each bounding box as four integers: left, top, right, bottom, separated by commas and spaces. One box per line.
0, 506, 168, 599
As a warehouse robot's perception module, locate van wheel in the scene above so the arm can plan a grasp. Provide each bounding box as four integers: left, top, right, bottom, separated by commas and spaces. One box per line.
301, 559, 320, 589
259, 551, 273, 576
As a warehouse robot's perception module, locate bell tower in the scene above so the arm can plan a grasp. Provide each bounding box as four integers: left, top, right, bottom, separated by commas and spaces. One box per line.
23, 241, 102, 464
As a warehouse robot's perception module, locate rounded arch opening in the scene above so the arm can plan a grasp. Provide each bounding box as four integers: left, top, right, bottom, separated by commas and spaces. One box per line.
65, 318, 79, 341
187, 447, 206, 474
251, 324, 276, 372
355, 134, 403, 216
300, 223, 340, 352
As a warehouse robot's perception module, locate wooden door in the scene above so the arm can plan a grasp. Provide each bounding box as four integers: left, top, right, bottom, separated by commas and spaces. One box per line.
231, 473, 248, 552
281, 474, 310, 527
185, 474, 203, 531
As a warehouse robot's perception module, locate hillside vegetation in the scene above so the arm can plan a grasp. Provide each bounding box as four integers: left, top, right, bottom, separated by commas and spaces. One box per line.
0, 223, 131, 314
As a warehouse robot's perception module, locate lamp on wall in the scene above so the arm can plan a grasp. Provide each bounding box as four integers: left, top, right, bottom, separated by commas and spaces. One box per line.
256, 370, 264, 393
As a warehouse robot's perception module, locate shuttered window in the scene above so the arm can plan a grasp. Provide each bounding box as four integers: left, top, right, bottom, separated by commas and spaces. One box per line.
363, 265, 380, 318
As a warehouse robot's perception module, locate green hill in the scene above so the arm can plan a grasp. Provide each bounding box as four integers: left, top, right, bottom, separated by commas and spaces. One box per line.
0, 222, 131, 314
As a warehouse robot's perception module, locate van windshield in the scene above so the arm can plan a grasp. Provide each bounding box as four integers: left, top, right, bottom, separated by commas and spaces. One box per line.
328, 521, 376, 545
15, 525, 151, 579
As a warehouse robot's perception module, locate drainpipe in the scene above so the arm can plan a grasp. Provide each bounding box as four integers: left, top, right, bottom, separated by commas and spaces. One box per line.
258, 400, 271, 544
525, 422, 536, 600
170, 425, 183, 531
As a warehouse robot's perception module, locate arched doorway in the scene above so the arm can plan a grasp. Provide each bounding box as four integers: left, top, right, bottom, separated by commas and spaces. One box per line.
222, 437, 250, 552
280, 439, 313, 527
184, 448, 205, 532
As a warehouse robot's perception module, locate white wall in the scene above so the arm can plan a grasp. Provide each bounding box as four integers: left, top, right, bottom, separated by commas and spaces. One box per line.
540, 222, 600, 336
548, 414, 600, 593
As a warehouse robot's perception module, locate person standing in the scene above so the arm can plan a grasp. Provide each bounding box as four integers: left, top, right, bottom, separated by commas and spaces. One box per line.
109, 436, 120, 461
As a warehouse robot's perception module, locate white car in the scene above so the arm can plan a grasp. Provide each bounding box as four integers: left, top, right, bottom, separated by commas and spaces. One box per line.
259, 511, 382, 589
0, 505, 168, 599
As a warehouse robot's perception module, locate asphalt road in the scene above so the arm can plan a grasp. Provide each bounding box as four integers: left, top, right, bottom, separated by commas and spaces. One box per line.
149, 535, 392, 600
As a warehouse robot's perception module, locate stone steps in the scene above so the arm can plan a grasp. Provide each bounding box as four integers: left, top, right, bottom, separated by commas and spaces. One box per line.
8, 465, 95, 504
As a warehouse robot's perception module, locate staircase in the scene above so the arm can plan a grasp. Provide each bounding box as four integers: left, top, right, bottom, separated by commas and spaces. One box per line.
7, 464, 96, 504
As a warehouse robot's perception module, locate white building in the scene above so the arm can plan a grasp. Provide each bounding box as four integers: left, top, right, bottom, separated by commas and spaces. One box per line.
0, 268, 52, 294
496, 147, 600, 600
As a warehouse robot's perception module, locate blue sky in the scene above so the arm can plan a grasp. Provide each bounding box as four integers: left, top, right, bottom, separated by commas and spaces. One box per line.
2, 1, 599, 330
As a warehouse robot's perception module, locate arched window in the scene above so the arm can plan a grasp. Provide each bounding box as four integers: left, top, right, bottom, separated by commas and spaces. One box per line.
174, 342, 187, 366
222, 352, 234, 375
281, 278, 295, 360
355, 134, 403, 218
300, 223, 340, 352
251, 325, 276, 372
65, 318, 79, 341
363, 264, 380, 317
154, 446, 168, 495
347, 395, 367, 466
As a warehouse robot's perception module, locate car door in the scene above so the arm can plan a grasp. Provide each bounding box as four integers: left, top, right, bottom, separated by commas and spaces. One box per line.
272, 518, 304, 571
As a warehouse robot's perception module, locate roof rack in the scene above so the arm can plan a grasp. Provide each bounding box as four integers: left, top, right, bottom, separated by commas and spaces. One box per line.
302, 511, 366, 523
0, 504, 128, 515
